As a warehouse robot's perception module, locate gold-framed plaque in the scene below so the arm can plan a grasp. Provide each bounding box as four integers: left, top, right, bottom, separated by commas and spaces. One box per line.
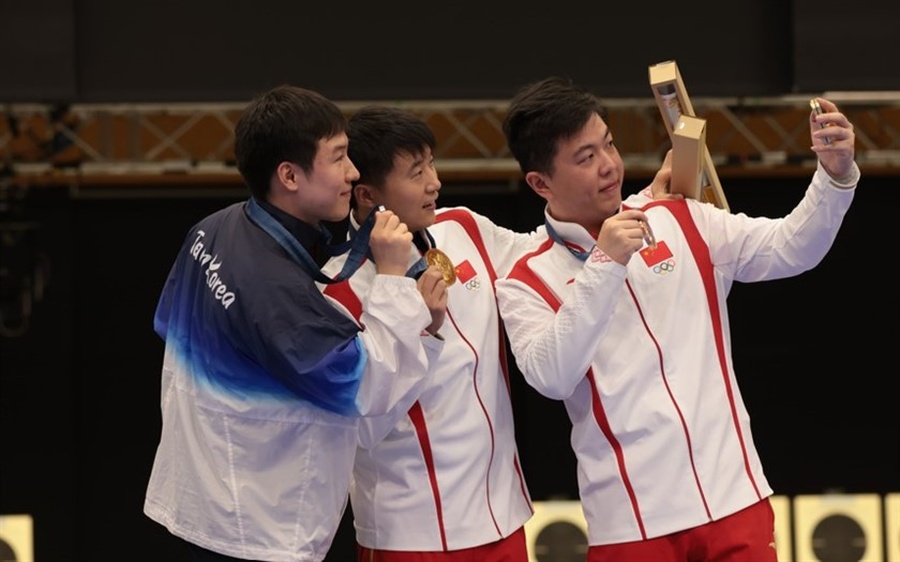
649, 60, 730, 212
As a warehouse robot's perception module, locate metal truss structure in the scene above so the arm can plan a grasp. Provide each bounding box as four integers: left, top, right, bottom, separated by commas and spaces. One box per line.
2, 93, 899, 192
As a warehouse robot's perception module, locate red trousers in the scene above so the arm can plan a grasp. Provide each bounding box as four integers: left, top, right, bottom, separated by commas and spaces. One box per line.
587, 498, 778, 562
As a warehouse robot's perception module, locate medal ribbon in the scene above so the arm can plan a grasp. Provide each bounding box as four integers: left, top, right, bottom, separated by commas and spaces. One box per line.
348, 219, 436, 280
245, 197, 375, 284
544, 219, 593, 262
405, 230, 437, 279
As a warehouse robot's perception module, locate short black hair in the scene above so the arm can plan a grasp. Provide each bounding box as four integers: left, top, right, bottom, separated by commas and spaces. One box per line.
347, 105, 436, 190
234, 85, 347, 200
503, 76, 608, 176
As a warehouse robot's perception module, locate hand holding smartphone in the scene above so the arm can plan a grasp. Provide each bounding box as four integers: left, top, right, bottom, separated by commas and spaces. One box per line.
810, 98, 831, 145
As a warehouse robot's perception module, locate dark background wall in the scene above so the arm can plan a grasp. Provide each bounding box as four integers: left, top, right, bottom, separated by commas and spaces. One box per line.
1, 1, 898, 560
3, 0, 900, 104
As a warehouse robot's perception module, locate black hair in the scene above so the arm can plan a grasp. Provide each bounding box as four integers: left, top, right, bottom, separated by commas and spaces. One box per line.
503, 76, 608, 176
347, 105, 436, 191
234, 85, 347, 199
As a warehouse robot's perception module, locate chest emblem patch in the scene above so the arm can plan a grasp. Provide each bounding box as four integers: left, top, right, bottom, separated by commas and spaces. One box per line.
639, 240, 676, 275
455, 260, 480, 291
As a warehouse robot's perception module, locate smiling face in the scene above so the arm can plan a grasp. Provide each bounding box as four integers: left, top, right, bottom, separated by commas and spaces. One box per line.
286, 133, 360, 225
356, 147, 441, 232
526, 112, 624, 234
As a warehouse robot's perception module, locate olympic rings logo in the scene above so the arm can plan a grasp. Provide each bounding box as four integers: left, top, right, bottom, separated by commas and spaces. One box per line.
653, 259, 676, 275
465, 278, 481, 291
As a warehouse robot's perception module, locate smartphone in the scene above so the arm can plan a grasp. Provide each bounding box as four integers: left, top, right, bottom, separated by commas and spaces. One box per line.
809, 98, 831, 145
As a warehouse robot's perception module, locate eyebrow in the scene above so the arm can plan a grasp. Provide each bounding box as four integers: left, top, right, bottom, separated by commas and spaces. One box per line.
573, 128, 611, 158
398, 151, 427, 172
324, 135, 349, 152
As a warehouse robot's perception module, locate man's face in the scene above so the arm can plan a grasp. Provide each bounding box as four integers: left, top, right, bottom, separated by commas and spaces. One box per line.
293, 133, 360, 224
371, 147, 441, 232
541, 113, 624, 233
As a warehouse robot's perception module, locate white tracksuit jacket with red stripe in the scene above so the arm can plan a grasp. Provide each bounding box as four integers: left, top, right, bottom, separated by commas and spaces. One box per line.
495, 163, 857, 545
321, 206, 543, 552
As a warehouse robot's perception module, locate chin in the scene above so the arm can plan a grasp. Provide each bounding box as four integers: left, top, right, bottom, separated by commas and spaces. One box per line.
405, 211, 433, 232
326, 209, 350, 223
601, 202, 621, 218
420, 215, 437, 232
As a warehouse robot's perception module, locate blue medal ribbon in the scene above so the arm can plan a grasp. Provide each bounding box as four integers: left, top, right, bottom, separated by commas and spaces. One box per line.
544, 219, 592, 262
404, 230, 437, 279
348, 218, 436, 280
245, 197, 375, 284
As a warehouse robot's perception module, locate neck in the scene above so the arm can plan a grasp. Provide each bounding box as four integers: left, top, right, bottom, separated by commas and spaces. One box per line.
352, 206, 372, 226
266, 192, 318, 227
546, 206, 606, 239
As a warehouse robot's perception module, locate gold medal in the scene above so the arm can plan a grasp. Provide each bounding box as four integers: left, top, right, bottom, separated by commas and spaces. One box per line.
424, 248, 456, 285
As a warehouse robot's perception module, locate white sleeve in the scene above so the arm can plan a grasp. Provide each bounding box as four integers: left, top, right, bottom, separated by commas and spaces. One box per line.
356, 334, 443, 449
496, 256, 626, 400
701, 162, 857, 282
320, 258, 437, 419
465, 208, 545, 277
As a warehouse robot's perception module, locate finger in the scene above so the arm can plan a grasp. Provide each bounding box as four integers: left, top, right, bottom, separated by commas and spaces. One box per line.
396, 216, 410, 233
386, 219, 407, 237
817, 98, 838, 113
418, 267, 443, 291
812, 126, 853, 147
374, 209, 394, 229
417, 269, 436, 292
617, 209, 647, 222
423, 282, 448, 304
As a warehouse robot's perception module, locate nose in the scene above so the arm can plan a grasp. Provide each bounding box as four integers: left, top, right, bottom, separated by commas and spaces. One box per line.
426, 166, 441, 193
596, 150, 616, 176
347, 159, 360, 182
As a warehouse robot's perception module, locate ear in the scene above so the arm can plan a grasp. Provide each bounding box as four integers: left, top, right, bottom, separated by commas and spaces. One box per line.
275, 161, 302, 193
525, 171, 552, 201
354, 183, 379, 209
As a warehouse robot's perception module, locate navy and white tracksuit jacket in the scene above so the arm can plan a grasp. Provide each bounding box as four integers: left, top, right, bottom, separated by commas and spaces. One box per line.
145, 199, 436, 562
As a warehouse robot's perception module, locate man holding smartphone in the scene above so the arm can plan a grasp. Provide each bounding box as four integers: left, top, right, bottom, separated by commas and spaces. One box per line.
496, 77, 857, 562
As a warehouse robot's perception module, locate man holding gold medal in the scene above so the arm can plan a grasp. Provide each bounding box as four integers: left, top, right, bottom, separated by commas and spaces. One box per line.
319, 105, 543, 560
496, 76, 858, 561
